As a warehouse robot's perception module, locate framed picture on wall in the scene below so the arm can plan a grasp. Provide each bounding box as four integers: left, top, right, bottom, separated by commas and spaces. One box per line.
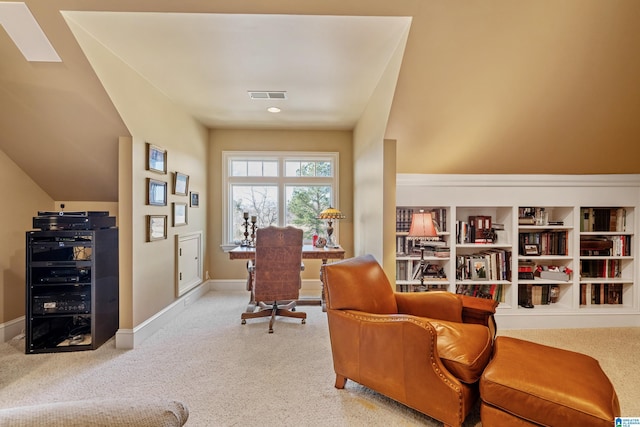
173, 202, 188, 226
146, 143, 167, 174
190, 191, 199, 207
147, 178, 167, 206
173, 172, 189, 196
147, 215, 167, 241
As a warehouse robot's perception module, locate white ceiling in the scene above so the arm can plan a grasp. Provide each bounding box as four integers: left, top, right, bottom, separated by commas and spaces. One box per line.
62, 12, 412, 130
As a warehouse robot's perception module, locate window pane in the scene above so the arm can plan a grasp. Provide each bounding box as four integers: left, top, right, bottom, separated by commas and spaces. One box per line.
285, 161, 301, 177
316, 161, 332, 177
300, 162, 315, 177
247, 161, 263, 176
231, 160, 247, 176
231, 185, 278, 242
263, 161, 278, 176
286, 185, 331, 241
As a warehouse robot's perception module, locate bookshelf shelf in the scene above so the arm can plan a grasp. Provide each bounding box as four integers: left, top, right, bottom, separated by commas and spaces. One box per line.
396, 174, 640, 329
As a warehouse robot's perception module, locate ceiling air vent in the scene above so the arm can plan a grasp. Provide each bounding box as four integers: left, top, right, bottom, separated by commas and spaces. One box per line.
248, 91, 287, 100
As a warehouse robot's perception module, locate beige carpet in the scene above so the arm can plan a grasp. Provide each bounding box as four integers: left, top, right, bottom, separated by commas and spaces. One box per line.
0, 290, 638, 426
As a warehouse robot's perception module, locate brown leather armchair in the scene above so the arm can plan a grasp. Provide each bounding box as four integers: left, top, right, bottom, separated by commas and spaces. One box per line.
322, 254, 497, 427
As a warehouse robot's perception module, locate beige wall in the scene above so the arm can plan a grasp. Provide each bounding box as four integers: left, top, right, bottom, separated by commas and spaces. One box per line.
68, 18, 210, 328
0, 150, 54, 324
208, 129, 353, 282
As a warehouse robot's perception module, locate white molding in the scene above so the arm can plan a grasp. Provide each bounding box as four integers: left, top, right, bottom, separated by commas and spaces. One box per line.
115, 281, 211, 349
397, 174, 640, 188
1, 316, 25, 343
497, 311, 640, 330
209, 279, 321, 292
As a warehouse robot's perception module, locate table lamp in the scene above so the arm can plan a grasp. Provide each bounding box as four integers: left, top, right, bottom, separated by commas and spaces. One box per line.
407, 210, 439, 286
318, 206, 345, 248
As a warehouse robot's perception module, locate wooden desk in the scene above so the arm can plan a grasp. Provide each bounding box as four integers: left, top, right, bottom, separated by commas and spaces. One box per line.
229, 245, 345, 311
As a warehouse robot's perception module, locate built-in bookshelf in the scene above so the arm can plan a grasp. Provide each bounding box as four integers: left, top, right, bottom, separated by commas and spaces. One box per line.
517, 206, 574, 310
395, 207, 449, 292
396, 174, 640, 329
579, 207, 634, 309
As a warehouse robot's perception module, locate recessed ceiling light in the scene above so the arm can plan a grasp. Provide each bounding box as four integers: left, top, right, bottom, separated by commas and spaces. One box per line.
267, 107, 281, 113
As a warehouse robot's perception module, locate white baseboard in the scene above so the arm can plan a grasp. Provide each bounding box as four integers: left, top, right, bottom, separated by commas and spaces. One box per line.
115, 281, 211, 349
1, 316, 25, 343
3, 279, 322, 348
209, 279, 322, 292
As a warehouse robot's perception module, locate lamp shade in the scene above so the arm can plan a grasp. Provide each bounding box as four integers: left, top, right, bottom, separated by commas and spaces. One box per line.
407, 211, 438, 240
318, 206, 345, 220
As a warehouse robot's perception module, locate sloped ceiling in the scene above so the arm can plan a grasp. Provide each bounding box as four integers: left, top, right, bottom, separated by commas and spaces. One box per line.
1, 0, 640, 201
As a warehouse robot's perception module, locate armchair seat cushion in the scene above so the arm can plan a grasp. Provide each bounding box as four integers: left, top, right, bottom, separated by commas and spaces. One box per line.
431, 319, 493, 384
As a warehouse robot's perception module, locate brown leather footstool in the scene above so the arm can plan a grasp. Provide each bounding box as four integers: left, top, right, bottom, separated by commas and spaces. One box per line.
480, 336, 620, 427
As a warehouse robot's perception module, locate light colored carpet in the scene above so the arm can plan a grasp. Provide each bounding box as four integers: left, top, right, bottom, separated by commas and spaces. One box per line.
0, 290, 637, 426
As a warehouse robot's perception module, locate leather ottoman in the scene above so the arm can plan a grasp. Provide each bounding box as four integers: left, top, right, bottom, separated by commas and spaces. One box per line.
480, 336, 620, 427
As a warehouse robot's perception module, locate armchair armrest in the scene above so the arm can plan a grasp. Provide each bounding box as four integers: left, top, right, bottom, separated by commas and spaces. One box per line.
456, 294, 498, 336
395, 291, 463, 323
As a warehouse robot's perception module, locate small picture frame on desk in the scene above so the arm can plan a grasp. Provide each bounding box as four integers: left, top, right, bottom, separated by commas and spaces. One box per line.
524, 244, 540, 256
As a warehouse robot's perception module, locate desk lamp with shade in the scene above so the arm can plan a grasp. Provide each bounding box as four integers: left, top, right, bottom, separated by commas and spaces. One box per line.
407, 210, 439, 287
318, 206, 345, 248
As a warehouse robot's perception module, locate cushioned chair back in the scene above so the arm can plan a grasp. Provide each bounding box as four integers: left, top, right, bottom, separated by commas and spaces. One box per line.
253, 226, 303, 302
323, 254, 398, 314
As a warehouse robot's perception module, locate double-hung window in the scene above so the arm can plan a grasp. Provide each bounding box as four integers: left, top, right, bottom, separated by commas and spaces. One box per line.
223, 151, 339, 244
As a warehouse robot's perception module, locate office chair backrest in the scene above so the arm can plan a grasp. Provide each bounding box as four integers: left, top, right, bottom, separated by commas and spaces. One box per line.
253, 226, 303, 302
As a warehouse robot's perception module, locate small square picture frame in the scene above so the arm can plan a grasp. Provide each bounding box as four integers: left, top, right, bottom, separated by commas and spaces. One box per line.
173, 202, 188, 226
190, 191, 199, 207
147, 178, 167, 206
524, 244, 540, 256
146, 143, 167, 174
173, 172, 189, 196
147, 215, 167, 241
471, 258, 489, 280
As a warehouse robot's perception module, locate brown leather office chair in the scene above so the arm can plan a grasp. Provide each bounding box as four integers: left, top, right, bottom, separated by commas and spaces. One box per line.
241, 226, 306, 333
322, 254, 497, 427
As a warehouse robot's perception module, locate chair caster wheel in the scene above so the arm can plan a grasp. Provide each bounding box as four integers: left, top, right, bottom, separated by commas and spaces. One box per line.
241, 319, 246, 324
302, 319, 306, 324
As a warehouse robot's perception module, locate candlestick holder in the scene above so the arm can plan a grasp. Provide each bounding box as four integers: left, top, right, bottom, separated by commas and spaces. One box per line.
250, 216, 257, 247
241, 214, 251, 247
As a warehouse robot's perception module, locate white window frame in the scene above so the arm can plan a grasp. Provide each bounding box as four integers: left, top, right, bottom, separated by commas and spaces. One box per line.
222, 151, 339, 245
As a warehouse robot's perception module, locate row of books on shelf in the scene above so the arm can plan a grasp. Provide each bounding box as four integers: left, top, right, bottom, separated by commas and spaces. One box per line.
580, 236, 630, 257
396, 283, 448, 293
395, 235, 449, 257
455, 284, 504, 302
580, 283, 623, 305
396, 208, 448, 232
518, 231, 568, 256
456, 249, 511, 281
456, 216, 495, 244
580, 207, 626, 232
518, 284, 560, 306
580, 259, 622, 279
396, 261, 447, 281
